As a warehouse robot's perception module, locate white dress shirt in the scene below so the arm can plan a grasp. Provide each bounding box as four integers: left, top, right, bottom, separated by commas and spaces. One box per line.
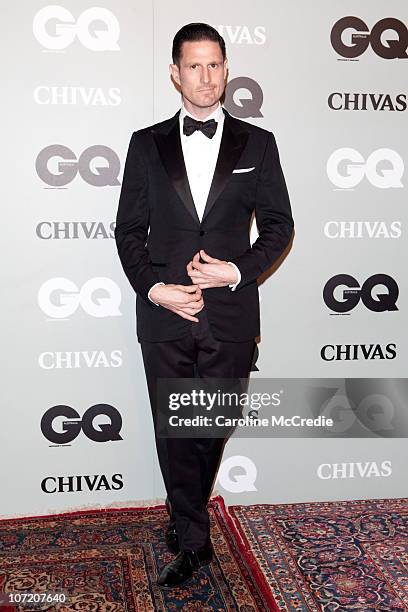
148, 102, 241, 305
180, 102, 224, 222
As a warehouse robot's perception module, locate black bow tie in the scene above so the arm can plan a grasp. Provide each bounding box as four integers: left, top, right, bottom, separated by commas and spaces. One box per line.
183, 115, 218, 139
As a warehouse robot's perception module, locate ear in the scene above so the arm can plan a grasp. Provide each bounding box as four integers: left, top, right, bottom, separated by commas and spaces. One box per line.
223, 58, 228, 81
169, 63, 181, 86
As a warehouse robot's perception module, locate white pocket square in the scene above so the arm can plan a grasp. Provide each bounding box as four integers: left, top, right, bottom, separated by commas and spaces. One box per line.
232, 166, 255, 174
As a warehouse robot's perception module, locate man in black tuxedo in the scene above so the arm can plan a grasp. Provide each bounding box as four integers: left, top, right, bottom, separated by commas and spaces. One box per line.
115, 23, 293, 587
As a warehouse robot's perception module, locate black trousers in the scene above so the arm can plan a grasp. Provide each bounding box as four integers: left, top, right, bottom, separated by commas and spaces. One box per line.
140, 308, 256, 551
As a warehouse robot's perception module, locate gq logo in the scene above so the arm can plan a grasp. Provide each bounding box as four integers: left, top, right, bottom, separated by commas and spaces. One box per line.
33, 6, 120, 51
331, 17, 408, 59
41, 404, 122, 444
224, 77, 263, 118
38, 277, 122, 319
323, 274, 399, 313
36, 145, 120, 187
217, 455, 257, 492
327, 148, 404, 189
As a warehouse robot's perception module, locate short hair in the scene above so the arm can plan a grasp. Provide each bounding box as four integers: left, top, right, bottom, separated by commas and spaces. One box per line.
172, 23, 226, 66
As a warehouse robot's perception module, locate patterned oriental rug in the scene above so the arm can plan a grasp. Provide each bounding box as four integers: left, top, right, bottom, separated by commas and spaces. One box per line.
228, 496, 408, 611
0, 496, 276, 611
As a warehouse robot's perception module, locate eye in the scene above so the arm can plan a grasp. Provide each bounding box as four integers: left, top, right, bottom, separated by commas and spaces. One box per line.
209, 63, 218, 68
191, 64, 197, 69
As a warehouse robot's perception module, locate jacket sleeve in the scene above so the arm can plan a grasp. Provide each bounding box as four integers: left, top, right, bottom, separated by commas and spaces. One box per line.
114, 131, 160, 305
229, 131, 294, 289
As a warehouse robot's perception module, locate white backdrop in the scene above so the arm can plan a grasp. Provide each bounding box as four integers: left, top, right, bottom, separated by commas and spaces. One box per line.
1, 1, 407, 517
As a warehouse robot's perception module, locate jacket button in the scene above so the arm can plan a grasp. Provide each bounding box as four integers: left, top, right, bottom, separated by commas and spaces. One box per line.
199, 230, 205, 236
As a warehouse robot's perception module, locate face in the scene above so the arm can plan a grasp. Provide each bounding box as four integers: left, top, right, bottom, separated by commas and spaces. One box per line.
170, 40, 228, 116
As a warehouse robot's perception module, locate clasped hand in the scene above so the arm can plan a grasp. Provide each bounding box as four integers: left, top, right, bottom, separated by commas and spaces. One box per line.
149, 249, 238, 322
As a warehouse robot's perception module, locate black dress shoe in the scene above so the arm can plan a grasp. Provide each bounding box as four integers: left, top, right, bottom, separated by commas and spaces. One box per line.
157, 543, 214, 588
165, 524, 179, 555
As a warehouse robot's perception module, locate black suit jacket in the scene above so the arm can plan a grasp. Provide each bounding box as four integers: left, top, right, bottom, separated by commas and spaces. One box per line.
115, 108, 294, 342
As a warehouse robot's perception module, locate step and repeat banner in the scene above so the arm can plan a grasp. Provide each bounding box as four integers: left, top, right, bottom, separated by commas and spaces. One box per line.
1, 1, 406, 517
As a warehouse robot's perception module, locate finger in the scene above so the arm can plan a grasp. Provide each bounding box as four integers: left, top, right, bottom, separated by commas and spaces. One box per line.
184, 294, 204, 306
185, 289, 202, 298
200, 249, 219, 263
191, 259, 204, 272
189, 286, 202, 297
182, 292, 204, 304
180, 305, 203, 315
183, 290, 203, 302
177, 297, 204, 311
179, 284, 201, 293
173, 308, 199, 322
186, 253, 199, 270
187, 252, 200, 270
188, 269, 209, 278
189, 272, 209, 283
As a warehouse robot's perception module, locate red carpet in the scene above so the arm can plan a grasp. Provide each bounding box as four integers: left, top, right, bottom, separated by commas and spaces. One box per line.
0, 496, 275, 610
229, 496, 408, 611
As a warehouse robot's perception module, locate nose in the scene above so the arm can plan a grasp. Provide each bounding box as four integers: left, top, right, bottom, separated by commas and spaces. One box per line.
201, 66, 210, 84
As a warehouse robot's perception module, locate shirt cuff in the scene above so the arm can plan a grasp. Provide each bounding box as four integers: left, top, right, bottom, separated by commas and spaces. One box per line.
227, 262, 241, 291
148, 282, 165, 306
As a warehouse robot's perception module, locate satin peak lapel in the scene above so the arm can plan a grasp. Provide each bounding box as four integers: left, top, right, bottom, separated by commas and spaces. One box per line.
152, 115, 200, 225
202, 112, 249, 222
